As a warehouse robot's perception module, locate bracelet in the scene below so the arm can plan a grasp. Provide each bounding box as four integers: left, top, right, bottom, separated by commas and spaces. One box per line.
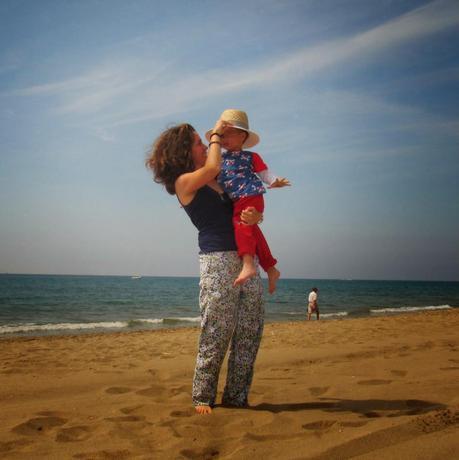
208, 141, 221, 146
210, 132, 222, 139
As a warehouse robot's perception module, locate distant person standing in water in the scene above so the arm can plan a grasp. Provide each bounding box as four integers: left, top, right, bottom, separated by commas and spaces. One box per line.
307, 287, 319, 320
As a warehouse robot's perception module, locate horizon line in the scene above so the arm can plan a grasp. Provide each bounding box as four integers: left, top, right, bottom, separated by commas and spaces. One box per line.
0, 272, 458, 283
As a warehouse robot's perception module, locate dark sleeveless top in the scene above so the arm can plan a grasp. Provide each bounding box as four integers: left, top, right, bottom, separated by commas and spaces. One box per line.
182, 186, 237, 253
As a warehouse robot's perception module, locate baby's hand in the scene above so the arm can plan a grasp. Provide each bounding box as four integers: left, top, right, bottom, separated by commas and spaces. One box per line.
268, 177, 291, 188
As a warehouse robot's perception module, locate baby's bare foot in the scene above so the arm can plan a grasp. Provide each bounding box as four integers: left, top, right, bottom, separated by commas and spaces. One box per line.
195, 405, 212, 415
233, 266, 257, 287
267, 267, 280, 294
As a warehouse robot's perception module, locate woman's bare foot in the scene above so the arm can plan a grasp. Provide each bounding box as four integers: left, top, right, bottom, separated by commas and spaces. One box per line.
267, 266, 280, 294
195, 405, 212, 415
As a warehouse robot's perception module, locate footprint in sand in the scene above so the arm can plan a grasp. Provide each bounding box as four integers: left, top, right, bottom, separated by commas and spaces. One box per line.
169, 385, 190, 397
418, 341, 434, 350
357, 379, 392, 385
390, 370, 407, 377
12, 417, 67, 436
340, 421, 368, 427
180, 447, 219, 459
105, 387, 133, 394
170, 409, 194, 418
105, 415, 146, 423
55, 426, 92, 442
120, 405, 144, 415
363, 411, 382, 418
0, 439, 33, 455
302, 420, 336, 431
309, 386, 329, 396
35, 411, 64, 417
160, 353, 175, 360
73, 449, 131, 459
136, 384, 166, 399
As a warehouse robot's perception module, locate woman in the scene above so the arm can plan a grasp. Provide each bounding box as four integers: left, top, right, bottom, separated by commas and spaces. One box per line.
146, 120, 264, 414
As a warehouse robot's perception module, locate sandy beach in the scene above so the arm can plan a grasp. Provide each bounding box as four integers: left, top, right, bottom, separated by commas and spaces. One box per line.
0, 309, 458, 459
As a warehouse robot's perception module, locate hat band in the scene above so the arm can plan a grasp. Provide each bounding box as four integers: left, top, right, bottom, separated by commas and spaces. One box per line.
228, 120, 249, 131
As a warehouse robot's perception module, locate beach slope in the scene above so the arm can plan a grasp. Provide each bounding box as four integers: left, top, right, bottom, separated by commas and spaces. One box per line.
1, 309, 458, 459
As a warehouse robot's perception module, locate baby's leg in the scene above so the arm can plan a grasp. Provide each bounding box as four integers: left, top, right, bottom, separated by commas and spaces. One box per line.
252, 225, 279, 293
233, 197, 260, 286
234, 254, 257, 287
266, 265, 280, 294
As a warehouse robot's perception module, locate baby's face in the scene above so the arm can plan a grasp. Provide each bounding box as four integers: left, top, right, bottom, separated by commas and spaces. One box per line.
221, 127, 247, 151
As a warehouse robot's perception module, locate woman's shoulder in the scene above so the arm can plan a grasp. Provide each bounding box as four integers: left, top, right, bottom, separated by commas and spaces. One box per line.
175, 174, 198, 206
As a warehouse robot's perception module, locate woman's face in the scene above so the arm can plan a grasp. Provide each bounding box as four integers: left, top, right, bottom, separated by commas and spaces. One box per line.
191, 132, 208, 169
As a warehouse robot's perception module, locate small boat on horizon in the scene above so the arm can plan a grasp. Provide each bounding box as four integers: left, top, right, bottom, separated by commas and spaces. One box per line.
131, 275, 142, 279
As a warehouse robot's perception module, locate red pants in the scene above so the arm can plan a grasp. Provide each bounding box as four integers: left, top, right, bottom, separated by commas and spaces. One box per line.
233, 195, 277, 272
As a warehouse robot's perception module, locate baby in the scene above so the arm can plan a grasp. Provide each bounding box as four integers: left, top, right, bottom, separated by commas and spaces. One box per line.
206, 109, 290, 293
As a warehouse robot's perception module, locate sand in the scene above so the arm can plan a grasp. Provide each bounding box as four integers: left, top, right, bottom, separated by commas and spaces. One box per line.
0, 309, 458, 459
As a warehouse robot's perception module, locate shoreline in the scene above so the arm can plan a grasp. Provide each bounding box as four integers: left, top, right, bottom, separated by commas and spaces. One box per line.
0, 305, 456, 339
1, 309, 458, 458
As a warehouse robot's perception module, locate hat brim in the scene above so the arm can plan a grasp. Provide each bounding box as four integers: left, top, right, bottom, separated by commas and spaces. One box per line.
205, 127, 260, 149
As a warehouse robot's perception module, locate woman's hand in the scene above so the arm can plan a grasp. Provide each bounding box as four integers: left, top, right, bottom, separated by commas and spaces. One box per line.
240, 206, 263, 225
212, 119, 230, 136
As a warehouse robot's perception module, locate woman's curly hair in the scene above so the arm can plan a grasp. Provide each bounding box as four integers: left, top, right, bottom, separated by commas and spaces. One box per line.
145, 123, 196, 195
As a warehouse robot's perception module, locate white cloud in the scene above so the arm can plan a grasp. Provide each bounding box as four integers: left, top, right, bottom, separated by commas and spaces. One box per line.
10, 68, 114, 96
101, 0, 459, 127
258, 87, 459, 163
6, 0, 459, 130
94, 127, 116, 143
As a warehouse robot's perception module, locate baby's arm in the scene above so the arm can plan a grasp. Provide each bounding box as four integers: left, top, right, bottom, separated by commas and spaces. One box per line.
257, 169, 291, 188
252, 152, 291, 188
267, 176, 291, 188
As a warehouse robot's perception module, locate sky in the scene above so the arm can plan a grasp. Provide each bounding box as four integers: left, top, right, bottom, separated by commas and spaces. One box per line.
0, 0, 458, 281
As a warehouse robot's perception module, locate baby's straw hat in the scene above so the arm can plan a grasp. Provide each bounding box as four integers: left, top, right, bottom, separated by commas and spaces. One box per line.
205, 109, 260, 148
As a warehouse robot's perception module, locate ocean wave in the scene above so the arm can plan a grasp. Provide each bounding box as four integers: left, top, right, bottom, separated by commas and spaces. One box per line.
283, 311, 348, 318
162, 316, 201, 324
129, 318, 163, 325
370, 305, 452, 314
320, 312, 348, 318
0, 316, 203, 335
0, 321, 128, 334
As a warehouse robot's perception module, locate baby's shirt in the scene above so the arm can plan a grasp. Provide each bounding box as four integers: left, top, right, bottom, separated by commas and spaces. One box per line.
219, 150, 271, 200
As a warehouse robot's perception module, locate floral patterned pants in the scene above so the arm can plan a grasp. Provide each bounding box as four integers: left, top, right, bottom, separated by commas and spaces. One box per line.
192, 251, 264, 407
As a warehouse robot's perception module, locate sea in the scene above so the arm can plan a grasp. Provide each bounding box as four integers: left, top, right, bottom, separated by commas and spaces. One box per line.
0, 274, 458, 337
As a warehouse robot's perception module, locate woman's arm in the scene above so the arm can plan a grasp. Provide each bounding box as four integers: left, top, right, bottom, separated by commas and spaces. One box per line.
175, 120, 228, 198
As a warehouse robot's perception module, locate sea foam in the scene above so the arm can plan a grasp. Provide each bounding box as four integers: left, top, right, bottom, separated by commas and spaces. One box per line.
370, 305, 451, 314
0, 316, 201, 335
0, 321, 128, 335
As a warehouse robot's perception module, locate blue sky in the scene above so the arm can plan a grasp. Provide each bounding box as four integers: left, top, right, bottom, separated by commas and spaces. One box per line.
0, 0, 458, 280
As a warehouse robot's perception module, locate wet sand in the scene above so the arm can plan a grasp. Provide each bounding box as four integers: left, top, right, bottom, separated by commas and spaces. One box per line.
0, 309, 458, 459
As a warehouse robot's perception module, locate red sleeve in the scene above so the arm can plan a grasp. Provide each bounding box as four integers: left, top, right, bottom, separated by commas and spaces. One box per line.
251, 152, 268, 173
